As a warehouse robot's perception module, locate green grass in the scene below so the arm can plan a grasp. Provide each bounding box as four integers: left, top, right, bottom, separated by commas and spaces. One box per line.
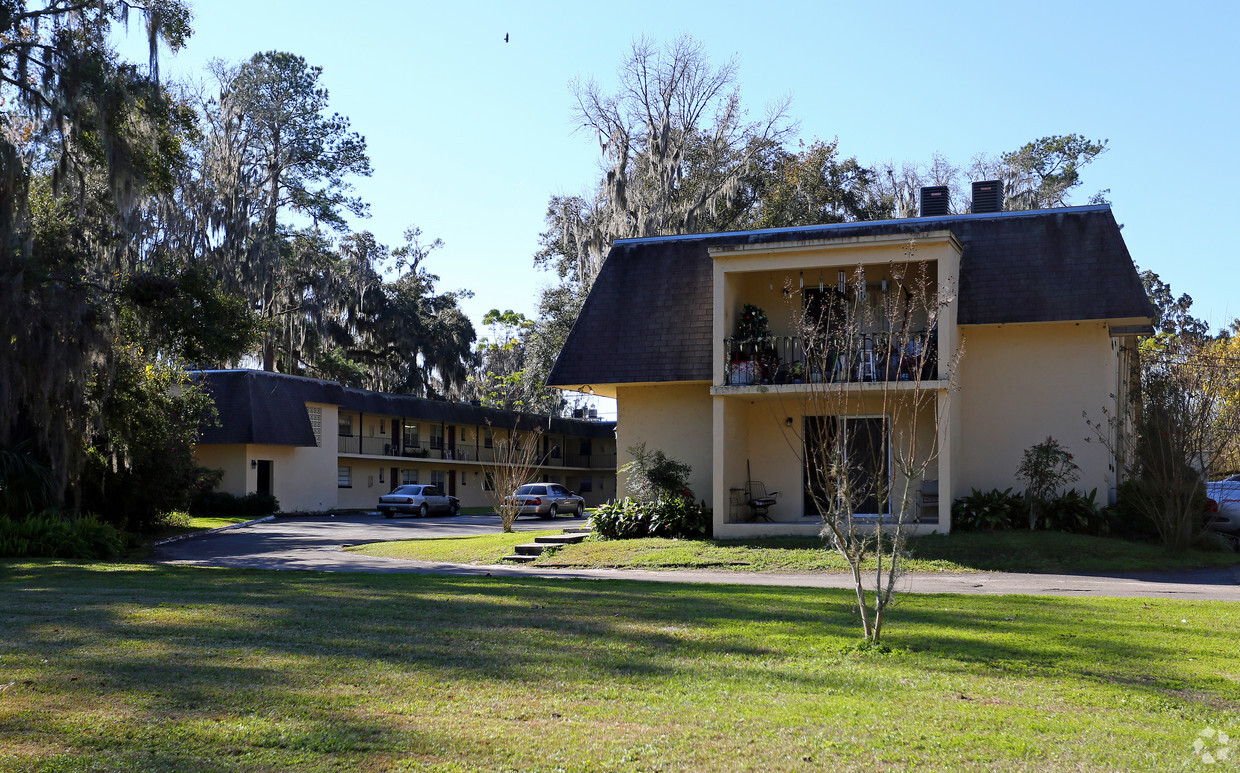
2, 562, 1238, 771
353, 530, 1240, 574
349, 530, 563, 564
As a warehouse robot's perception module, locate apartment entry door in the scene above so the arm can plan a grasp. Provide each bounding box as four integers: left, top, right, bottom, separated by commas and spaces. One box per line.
448, 470, 457, 497
256, 460, 273, 497
802, 416, 889, 517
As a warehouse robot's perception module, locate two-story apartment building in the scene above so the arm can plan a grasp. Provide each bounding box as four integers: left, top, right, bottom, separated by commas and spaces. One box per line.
192, 369, 617, 513
547, 193, 1154, 537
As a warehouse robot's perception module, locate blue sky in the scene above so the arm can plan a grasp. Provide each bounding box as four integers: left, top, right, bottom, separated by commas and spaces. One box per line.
125, 0, 1239, 333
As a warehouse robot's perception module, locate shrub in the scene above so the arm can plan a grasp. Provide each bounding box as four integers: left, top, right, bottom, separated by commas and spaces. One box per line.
1039, 488, 1105, 535
620, 443, 694, 502
592, 496, 711, 540
951, 488, 1024, 531
1104, 479, 1186, 543
0, 513, 124, 559
189, 491, 279, 517
1015, 437, 1081, 530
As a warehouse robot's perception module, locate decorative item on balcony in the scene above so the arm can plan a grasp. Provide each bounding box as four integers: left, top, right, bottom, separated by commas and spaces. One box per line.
728, 304, 772, 386
735, 303, 770, 341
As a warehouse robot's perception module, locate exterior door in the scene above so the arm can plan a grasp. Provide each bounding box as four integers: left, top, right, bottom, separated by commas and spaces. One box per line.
448, 426, 456, 458
448, 470, 457, 497
803, 416, 889, 517
256, 460, 273, 497
390, 467, 398, 493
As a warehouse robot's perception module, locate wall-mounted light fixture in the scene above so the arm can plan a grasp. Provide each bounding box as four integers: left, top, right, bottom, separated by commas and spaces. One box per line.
251, 459, 257, 470
580, 385, 595, 395
785, 417, 794, 427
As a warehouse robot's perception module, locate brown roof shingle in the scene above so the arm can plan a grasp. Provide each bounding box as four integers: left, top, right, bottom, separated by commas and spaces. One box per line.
548, 206, 1153, 387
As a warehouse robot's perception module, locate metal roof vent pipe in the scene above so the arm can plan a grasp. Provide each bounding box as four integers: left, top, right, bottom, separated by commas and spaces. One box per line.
971, 180, 1003, 213
919, 186, 950, 217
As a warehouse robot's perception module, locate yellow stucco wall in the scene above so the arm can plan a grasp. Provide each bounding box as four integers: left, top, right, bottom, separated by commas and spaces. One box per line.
956, 322, 1119, 501
192, 444, 247, 498
615, 383, 713, 503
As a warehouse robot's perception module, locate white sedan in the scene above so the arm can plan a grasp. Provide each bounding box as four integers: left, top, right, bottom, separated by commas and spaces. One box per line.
378, 485, 460, 518
1205, 475, 1240, 539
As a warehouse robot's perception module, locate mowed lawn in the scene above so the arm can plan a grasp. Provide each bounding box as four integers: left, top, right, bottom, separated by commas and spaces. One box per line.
351, 530, 1240, 574
2, 562, 1239, 772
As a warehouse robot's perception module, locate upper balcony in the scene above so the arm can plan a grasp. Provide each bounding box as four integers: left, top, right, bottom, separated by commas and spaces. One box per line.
710, 232, 960, 392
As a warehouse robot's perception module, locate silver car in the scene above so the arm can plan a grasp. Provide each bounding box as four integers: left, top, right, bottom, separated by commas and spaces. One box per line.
1205, 476, 1240, 540
378, 484, 460, 518
504, 483, 585, 519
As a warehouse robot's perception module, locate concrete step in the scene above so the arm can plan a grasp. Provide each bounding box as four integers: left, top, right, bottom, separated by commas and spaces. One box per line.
514, 543, 546, 556
561, 525, 593, 534
503, 553, 538, 563
534, 533, 588, 545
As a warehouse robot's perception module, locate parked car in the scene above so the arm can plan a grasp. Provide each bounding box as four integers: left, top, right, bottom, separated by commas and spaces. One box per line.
378, 484, 460, 518
504, 483, 585, 519
1205, 475, 1240, 541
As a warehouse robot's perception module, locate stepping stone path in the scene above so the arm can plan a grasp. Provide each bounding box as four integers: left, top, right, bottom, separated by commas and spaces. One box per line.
504, 525, 591, 564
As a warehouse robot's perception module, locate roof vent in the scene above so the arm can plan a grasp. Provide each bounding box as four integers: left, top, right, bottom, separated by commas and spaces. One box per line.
971, 180, 1003, 213
919, 186, 949, 217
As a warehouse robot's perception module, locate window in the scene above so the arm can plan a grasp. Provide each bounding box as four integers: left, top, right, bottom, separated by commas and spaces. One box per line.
484, 429, 493, 448
337, 466, 352, 488
460, 470, 467, 487
338, 415, 353, 437
803, 416, 889, 517
403, 421, 419, 448
580, 439, 592, 456
580, 477, 593, 493
307, 406, 322, 446
401, 469, 418, 485
430, 424, 444, 450
484, 472, 495, 491
378, 468, 384, 484
431, 470, 446, 489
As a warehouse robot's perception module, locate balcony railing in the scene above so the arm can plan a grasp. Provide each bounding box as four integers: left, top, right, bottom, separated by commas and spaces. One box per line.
336, 436, 616, 468
723, 330, 937, 386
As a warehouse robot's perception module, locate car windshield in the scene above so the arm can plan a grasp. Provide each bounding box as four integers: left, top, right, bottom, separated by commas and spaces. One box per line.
516, 485, 546, 495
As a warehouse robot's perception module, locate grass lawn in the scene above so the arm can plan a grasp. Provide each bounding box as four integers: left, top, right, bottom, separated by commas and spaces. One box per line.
2, 562, 1238, 771
352, 530, 1240, 574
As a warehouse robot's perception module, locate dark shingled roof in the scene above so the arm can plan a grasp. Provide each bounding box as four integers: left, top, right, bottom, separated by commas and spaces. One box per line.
195, 370, 615, 447
548, 206, 1154, 387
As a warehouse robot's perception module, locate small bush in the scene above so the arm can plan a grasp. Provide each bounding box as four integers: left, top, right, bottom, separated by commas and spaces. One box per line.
620, 443, 694, 502
1039, 488, 1105, 535
189, 491, 279, 517
1104, 479, 1182, 543
593, 496, 711, 540
0, 513, 124, 559
951, 488, 1025, 531
953, 487, 1104, 535
156, 511, 193, 529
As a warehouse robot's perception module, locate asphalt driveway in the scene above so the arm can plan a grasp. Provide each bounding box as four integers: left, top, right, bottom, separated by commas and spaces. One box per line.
154, 513, 1240, 600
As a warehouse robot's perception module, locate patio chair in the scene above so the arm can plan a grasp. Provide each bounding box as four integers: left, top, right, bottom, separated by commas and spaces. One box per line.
745, 480, 779, 522
917, 479, 939, 523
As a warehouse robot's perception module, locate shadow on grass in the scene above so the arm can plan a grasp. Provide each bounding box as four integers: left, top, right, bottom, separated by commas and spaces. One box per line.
5, 562, 1238, 720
